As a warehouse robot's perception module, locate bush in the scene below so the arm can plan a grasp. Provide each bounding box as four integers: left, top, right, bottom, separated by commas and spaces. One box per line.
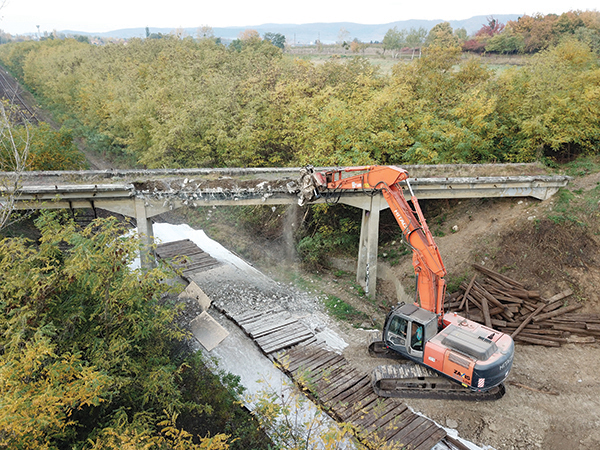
0, 212, 249, 449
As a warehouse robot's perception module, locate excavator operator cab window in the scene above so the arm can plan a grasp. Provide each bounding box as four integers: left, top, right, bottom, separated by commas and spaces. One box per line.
411, 322, 424, 352
387, 316, 407, 347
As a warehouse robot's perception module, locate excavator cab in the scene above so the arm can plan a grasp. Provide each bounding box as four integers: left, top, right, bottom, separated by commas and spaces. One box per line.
383, 303, 438, 362
381, 303, 514, 395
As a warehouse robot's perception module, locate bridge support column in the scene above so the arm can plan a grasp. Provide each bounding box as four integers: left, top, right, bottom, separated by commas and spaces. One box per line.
356, 194, 381, 298
134, 198, 154, 270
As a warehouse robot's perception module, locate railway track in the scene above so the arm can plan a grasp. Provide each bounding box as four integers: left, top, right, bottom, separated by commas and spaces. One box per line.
0, 66, 38, 124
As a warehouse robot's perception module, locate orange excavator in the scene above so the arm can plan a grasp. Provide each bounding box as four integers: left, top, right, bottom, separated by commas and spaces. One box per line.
299, 165, 514, 400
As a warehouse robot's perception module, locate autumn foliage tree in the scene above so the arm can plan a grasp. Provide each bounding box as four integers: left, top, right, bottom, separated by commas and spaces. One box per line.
492, 38, 600, 162
0, 26, 598, 168
0, 213, 271, 449
0, 25, 598, 446
463, 16, 506, 53
24, 122, 86, 170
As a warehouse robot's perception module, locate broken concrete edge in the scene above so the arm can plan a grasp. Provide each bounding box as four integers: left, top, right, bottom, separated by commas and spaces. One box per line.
178, 281, 212, 312
2, 175, 571, 196
0, 162, 561, 185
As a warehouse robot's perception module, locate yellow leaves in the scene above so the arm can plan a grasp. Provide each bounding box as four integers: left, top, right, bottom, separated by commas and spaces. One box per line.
156, 410, 230, 450
496, 39, 600, 157
453, 89, 496, 131
0, 215, 248, 450
0, 331, 112, 449
546, 38, 596, 70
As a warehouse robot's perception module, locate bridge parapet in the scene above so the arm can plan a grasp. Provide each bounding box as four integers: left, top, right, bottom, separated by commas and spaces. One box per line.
3, 171, 571, 214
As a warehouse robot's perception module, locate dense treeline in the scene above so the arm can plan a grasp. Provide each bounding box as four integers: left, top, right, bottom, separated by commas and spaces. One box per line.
460, 10, 600, 54
0, 120, 87, 171
0, 23, 598, 449
0, 213, 270, 449
1, 34, 599, 170
376, 11, 600, 56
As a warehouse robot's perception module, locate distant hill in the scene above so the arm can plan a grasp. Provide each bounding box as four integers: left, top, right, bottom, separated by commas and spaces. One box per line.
62, 14, 521, 44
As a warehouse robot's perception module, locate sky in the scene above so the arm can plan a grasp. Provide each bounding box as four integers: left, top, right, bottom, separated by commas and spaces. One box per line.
1, 0, 598, 36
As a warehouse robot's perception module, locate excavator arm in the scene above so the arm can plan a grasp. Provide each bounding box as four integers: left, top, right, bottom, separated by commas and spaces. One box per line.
300, 165, 447, 318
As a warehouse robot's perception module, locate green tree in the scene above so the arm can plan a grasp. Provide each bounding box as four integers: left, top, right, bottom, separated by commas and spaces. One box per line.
389, 46, 500, 164
2, 24, 598, 171
0, 213, 235, 449
405, 27, 427, 48
553, 11, 585, 35
263, 32, 286, 49
382, 27, 405, 57
486, 26, 525, 54
493, 38, 600, 162
25, 122, 87, 170
454, 27, 468, 42
426, 22, 459, 47
574, 26, 600, 55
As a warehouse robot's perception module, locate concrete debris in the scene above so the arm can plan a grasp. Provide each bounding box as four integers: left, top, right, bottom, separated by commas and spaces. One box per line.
190, 311, 229, 351
178, 281, 212, 312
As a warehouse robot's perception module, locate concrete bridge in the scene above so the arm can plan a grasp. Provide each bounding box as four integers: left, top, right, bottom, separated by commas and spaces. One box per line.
1, 164, 571, 297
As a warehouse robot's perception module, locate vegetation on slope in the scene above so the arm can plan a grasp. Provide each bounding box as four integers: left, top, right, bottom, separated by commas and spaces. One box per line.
0, 29, 599, 446
0, 213, 270, 449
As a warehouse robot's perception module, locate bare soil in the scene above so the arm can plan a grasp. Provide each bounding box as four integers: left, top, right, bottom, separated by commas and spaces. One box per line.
363, 196, 600, 450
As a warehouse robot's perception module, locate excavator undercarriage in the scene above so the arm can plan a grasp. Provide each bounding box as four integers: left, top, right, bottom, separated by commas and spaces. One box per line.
368, 336, 506, 401
371, 363, 506, 401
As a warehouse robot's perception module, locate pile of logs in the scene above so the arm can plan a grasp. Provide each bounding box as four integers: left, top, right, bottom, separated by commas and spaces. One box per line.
445, 264, 600, 347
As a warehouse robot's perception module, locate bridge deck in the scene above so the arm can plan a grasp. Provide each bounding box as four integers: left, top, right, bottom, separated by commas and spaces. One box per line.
3, 165, 571, 299
3, 165, 571, 216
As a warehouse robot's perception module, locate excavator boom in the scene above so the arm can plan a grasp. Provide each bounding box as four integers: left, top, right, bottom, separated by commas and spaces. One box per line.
300, 165, 446, 317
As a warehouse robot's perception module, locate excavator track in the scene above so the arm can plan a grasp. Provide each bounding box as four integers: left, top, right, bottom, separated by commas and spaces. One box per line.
371, 363, 506, 401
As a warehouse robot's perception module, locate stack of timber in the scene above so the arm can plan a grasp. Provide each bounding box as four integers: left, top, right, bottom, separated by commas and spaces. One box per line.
445, 264, 600, 347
